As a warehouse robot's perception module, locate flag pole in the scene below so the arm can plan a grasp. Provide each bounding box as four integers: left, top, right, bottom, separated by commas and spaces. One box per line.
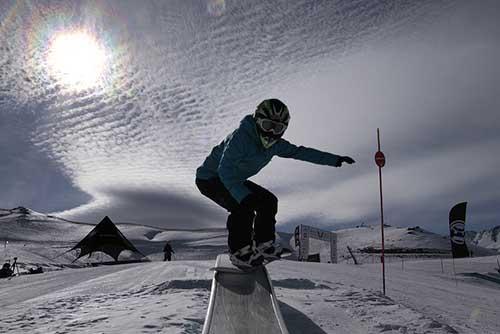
375, 128, 386, 295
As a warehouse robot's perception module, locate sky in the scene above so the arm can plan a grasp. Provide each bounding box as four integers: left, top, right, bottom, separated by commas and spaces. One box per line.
0, 0, 499, 234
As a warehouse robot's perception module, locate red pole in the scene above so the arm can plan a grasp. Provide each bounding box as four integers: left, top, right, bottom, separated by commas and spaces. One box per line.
377, 128, 386, 295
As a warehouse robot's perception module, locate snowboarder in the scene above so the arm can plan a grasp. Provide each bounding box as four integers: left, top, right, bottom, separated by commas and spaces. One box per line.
195, 99, 355, 268
163, 241, 174, 261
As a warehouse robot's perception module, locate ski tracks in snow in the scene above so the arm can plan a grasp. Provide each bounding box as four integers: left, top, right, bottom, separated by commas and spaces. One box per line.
0, 260, 489, 334
273, 278, 458, 334
0, 278, 212, 334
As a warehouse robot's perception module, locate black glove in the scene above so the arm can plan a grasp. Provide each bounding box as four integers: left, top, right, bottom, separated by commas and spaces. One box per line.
335, 156, 355, 167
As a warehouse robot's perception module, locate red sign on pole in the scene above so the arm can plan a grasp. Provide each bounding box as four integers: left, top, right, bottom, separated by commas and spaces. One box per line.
375, 151, 385, 168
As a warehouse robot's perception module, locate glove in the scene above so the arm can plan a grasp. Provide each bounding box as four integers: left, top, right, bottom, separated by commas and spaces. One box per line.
335, 156, 355, 167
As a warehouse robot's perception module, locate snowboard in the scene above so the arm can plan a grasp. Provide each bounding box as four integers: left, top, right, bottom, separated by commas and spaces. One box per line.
209, 249, 292, 274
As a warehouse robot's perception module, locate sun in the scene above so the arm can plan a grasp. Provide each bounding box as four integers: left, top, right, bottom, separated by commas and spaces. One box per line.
47, 31, 107, 90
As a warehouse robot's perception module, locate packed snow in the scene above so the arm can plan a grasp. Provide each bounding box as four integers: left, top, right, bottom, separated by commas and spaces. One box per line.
1, 209, 499, 333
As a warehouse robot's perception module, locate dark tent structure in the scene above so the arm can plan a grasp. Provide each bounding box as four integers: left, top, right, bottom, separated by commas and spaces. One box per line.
70, 216, 147, 262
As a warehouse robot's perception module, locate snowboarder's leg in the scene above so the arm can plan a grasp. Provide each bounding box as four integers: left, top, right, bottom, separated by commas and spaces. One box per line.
243, 181, 278, 244
226, 208, 254, 253
196, 177, 246, 250
195, 178, 240, 212
196, 178, 249, 247
243, 181, 284, 262
195, 177, 263, 268
227, 209, 265, 268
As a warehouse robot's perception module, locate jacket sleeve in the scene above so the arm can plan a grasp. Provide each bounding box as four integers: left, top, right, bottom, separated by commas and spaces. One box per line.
274, 138, 341, 166
218, 129, 251, 203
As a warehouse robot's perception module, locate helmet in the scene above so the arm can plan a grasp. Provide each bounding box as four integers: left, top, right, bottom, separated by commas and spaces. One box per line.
254, 99, 290, 148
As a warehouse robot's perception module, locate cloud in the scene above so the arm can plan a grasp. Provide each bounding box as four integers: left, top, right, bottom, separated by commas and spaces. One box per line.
0, 0, 498, 234
0, 109, 91, 212
54, 185, 226, 229
248, 1, 500, 232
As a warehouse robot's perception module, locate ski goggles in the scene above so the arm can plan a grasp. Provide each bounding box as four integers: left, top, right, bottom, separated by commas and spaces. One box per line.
256, 118, 287, 135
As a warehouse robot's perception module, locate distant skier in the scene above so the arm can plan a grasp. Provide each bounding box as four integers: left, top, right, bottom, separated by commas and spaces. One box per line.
195, 99, 355, 268
163, 241, 174, 261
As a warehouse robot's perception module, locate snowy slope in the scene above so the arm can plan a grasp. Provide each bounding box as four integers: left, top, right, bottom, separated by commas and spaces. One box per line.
0, 207, 228, 266
1, 207, 298, 265
334, 225, 496, 263
336, 225, 450, 251
2, 208, 496, 267
1, 257, 500, 333
289, 225, 497, 264
1, 208, 500, 333
468, 226, 500, 251
0, 207, 168, 243
1, 207, 95, 242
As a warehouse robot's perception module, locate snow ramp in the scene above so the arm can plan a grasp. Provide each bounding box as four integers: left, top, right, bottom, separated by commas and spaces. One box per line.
202, 254, 289, 334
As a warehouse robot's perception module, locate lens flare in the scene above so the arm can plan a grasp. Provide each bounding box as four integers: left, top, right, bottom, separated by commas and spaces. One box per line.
207, 0, 226, 17
47, 31, 107, 90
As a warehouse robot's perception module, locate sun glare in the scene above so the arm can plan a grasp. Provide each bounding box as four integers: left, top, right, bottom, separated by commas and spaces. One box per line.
47, 31, 107, 90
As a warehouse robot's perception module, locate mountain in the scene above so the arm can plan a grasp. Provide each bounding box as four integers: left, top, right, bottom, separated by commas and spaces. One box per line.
0, 206, 226, 243
336, 225, 451, 253
337, 225, 497, 261
2, 207, 497, 268
467, 226, 500, 251
0, 206, 95, 242
0, 207, 227, 266
294, 225, 497, 264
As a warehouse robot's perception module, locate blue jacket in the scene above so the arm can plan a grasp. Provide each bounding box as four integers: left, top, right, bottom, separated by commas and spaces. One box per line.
196, 115, 341, 203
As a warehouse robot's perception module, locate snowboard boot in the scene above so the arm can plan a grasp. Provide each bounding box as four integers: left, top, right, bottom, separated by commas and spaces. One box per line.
255, 240, 283, 264
229, 245, 264, 269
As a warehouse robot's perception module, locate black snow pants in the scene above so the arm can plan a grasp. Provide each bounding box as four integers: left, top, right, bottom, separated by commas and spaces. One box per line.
195, 177, 277, 253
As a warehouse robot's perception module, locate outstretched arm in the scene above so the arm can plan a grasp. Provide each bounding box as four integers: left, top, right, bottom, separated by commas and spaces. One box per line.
273, 138, 355, 167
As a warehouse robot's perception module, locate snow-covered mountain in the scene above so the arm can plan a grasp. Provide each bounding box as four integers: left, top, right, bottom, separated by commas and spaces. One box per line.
1, 206, 96, 242
2, 208, 496, 268
0, 206, 194, 243
467, 226, 500, 251
293, 225, 497, 264
336, 225, 451, 252
0, 207, 228, 266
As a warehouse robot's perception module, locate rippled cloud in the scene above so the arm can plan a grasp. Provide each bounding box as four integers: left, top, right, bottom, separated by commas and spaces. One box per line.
0, 0, 498, 233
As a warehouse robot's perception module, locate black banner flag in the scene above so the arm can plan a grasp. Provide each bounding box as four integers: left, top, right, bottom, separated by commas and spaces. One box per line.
449, 202, 469, 258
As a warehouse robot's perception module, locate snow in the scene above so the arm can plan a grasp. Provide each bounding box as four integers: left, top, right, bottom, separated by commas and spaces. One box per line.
2, 257, 500, 333
290, 225, 497, 265
469, 227, 500, 252
1, 211, 500, 333
0, 262, 212, 333
333, 226, 497, 264
336, 226, 450, 251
